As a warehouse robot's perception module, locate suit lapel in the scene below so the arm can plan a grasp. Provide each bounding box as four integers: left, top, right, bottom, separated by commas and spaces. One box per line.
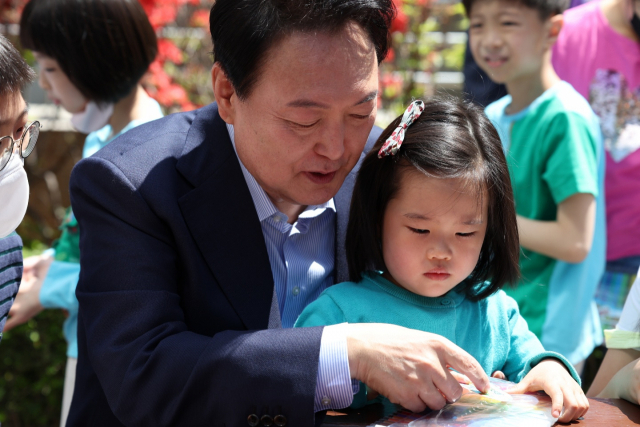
177, 104, 277, 330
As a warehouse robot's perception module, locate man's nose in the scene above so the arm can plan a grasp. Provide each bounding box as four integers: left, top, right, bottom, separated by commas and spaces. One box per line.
315, 121, 346, 161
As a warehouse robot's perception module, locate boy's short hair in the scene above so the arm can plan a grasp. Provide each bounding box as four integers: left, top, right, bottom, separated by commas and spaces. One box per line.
20, 0, 157, 104
462, 0, 570, 19
0, 34, 35, 96
346, 97, 520, 301
209, 0, 395, 100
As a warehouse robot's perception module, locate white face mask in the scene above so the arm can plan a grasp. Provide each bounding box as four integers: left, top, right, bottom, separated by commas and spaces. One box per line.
0, 154, 29, 238
70, 101, 114, 134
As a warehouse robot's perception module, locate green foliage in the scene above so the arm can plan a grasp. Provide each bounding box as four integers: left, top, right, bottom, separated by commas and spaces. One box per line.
0, 246, 67, 427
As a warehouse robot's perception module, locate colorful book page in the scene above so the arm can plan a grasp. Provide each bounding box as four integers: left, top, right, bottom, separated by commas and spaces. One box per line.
386, 377, 557, 427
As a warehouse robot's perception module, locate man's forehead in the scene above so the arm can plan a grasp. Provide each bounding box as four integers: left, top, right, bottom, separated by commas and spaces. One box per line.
0, 92, 27, 129
255, 24, 378, 101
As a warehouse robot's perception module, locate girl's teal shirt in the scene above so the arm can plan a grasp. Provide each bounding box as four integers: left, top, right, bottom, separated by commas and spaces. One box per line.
38, 99, 163, 358
295, 271, 580, 407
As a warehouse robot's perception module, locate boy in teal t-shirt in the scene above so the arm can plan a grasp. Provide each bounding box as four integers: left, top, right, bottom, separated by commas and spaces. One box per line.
466, 0, 606, 368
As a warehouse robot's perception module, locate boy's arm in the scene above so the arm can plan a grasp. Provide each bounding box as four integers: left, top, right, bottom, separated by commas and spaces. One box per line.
517, 192, 596, 263
517, 107, 600, 264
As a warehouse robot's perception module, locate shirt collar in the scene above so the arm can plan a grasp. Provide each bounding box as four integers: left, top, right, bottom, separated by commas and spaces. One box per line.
226, 123, 336, 223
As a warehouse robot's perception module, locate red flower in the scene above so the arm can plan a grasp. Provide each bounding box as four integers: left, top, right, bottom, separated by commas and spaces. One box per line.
190, 9, 209, 28
384, 47, 396, 63
158, 39, 184, 64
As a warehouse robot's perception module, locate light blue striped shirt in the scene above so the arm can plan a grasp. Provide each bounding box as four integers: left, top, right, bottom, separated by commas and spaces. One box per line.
226, 124, 355, 410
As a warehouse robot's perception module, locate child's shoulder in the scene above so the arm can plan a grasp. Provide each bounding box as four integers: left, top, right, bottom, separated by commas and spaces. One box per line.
542, 82, 596, 120
484, 95, 512, 121
562, 0, 601, 29
520, 83, 599, 137
477, 289, 521, 317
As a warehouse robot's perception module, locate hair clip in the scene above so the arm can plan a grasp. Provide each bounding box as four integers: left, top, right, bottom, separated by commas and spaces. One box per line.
378, 100, 425, 158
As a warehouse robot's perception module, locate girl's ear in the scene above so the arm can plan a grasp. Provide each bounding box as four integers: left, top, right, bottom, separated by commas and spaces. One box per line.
211, 62, 237, 125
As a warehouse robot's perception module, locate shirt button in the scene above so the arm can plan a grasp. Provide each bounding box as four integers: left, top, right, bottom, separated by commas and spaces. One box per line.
321, 396, 331, 406
273, 215, 281, 222
292, 287, 300, 296
441, 299, 452, 306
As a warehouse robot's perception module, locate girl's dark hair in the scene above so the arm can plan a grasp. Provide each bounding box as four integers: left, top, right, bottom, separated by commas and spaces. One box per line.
20, 0, 157, 104
209, 0, 395, 100
0, 35, 35, 96
346, 97, 520, 301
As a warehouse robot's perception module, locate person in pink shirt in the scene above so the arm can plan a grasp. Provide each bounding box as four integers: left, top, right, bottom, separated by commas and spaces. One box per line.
553, 0, 640, 333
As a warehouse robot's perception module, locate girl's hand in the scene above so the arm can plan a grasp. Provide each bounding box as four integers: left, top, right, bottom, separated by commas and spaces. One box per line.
491, 370, 506, 380
507, 358, 588, 422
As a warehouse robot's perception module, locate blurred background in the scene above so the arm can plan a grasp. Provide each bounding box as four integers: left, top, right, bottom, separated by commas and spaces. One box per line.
0, 0, 468, 424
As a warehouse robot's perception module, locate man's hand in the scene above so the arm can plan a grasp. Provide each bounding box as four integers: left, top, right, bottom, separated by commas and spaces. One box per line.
507, 359, 588, 422
4, 253, 53, 331
345, 323, 490, 412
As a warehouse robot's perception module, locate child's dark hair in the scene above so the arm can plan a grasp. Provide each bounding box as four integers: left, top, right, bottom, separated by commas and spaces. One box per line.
19, 0, 157, 104
462, 0, 570, 19
0, 35, 35, 96
346, 97, 520, 301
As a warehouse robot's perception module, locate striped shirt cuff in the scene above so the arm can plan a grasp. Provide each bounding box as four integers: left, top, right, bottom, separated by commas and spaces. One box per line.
314, 323, 355, 411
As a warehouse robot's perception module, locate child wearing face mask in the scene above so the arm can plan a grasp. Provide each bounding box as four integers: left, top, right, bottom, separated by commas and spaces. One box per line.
553, 0, 640, 339
295, 98, 588, 423
3, 0, 162, 424
0, 34, 37, 344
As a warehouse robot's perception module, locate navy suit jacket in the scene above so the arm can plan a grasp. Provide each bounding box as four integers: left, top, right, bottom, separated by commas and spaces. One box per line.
67, 103, 381, 427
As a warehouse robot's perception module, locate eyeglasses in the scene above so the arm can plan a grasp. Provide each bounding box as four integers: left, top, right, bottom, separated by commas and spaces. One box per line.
0, 121, 40, 172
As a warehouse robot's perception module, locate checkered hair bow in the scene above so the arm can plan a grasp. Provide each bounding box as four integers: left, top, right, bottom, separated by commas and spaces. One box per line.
378, 100, 425, 158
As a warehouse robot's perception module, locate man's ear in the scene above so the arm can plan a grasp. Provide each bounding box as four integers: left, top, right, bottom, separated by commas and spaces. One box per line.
547, 13, 564, 45
211, 62, 236, 124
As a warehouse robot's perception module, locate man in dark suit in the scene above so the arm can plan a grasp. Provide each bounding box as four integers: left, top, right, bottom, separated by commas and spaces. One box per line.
67, 1, 490, 426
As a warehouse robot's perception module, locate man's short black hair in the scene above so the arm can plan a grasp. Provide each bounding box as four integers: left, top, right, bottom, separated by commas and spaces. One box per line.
462, 0, 570, 19
209, 0, 395, 100
20, 0, 157, 104
0, 35, 35, 97
346, 97, 520, 301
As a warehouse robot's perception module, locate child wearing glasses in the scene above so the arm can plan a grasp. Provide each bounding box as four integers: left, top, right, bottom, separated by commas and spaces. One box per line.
296, 98, 588, 423
4, 0, 162, 424
0, 34, 38, 343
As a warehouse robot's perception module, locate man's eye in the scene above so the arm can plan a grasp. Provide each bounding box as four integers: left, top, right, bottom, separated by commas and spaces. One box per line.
290, 120, 318, 129
410, 228, 429, 235
470, 22, 483, 29
44, 67, 56, 72
352, 114, 371, 120
14, 127, 24, 139
457, 232, 476, 237
501, 21, 517, 26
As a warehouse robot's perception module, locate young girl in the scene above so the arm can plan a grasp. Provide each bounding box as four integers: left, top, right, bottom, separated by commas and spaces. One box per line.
5, 0, 162, 424
296, 98, 588, 422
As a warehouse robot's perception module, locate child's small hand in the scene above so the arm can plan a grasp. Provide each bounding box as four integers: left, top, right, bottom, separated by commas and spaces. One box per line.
507, 359, 589, 422
491, 370, 506, 380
